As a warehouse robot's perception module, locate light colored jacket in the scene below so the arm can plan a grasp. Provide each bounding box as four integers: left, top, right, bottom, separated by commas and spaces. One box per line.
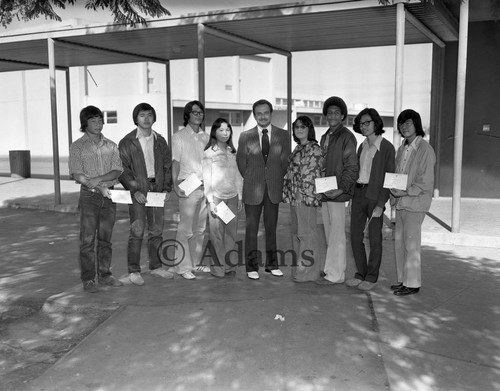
392, 136, 436, 212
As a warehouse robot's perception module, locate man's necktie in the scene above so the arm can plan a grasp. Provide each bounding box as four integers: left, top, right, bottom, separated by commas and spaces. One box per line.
262, 128, 270, 162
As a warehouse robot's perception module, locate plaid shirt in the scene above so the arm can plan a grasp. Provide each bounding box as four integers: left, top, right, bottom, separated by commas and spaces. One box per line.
69, 133, 122, 187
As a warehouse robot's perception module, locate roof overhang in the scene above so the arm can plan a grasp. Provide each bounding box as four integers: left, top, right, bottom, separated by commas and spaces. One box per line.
0, 0, 459, 73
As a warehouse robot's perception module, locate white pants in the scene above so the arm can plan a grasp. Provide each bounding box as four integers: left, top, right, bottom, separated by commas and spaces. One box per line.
321, 201, 346, 283
394, 209, 426, 288
174, 188, 208, 274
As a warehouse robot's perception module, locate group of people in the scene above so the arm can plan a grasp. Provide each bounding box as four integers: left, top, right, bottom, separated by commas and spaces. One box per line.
69, 96, 435, 297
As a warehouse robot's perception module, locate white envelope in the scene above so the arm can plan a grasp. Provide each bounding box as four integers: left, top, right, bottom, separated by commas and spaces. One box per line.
145, 192, 166, 207
215, 201, 235, 224
178, 173, 203, 196
109, 189, 133, 204
383, 173, 408, 190
315, 176, 337, 193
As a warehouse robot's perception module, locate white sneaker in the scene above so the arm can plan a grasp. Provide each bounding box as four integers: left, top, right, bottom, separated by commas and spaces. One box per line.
151, 268, 174, 279
247, 271, 260, 280
181, 271, 196, 280
129, 272, 144, 286
265, 269, 283, 277
194, 265, 211, 273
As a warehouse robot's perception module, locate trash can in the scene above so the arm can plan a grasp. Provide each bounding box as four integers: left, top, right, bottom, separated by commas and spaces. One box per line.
9, 150, 31, 178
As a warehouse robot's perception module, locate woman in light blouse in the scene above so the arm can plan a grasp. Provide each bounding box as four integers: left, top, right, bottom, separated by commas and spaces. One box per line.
202, 118, 243, 278
283, 116, 325, 282
390, 109, 435, 296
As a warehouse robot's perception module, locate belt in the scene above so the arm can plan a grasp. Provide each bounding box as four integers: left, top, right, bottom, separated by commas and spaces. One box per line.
147, 178, 156, 183
82, 185, 114, 192
355, 183, 368, 188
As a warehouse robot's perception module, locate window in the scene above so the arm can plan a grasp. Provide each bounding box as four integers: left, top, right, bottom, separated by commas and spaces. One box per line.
103, 110, 117, 124
219, 110, 243, 125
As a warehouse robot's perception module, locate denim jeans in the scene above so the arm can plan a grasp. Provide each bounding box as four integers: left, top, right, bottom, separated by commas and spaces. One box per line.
127, 186, 165, 273
79, 188, 116, 282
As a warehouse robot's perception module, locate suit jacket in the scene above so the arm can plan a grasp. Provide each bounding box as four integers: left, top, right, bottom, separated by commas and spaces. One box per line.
356, 137, 395, 208
237, 125, 291, 205
118, 129, 172, 196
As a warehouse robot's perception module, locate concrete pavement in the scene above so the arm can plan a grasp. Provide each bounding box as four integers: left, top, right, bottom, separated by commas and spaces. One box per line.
0, 177, 499, 390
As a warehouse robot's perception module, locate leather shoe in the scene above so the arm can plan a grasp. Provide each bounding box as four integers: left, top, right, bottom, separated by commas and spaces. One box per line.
390, 282, 403, 291
265, 269, 283, 277
247, 271, 260, 280
394, 286, 420, 296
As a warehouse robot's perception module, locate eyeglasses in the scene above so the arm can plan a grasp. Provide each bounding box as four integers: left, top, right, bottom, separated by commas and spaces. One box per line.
191, 111, 204, 117
326, 111, 342, 117
359, 120, 373, 128
398, 119, 414, 129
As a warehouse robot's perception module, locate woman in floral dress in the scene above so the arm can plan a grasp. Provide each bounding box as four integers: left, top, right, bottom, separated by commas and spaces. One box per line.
283, 116, 325, 282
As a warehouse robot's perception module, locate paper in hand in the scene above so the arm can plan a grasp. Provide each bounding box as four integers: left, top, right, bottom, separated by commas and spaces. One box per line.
214, 201, 235, 224
109, 189, 133, 204
178, 173, 202, 196
383, 173, 408, 190
145, 192, 166, 207
315, 176, 337, 193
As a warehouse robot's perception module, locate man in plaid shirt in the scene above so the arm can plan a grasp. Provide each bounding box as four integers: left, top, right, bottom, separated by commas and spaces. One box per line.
69, 105, 123, 293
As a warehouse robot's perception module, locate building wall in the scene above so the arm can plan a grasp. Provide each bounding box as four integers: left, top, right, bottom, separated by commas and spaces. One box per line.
0, 45, 432, 160
439, 21, 500, 198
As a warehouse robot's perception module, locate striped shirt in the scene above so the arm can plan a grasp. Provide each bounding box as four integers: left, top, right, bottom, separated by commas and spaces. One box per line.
69, 133, 122, 187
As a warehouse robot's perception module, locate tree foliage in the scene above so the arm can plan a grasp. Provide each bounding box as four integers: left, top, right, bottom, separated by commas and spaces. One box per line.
0, 0, 170, 28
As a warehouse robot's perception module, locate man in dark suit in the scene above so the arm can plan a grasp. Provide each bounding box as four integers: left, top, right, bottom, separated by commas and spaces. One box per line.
237, 99, 291, 280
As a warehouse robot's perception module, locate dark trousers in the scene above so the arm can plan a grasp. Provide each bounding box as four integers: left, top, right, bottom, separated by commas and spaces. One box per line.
127, 182, 164, 273
79, 188, 116, 282
244, 189, 279, 272
350, 186, 384, 283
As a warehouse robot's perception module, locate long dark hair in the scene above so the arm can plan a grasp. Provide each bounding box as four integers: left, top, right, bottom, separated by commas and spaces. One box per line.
204, 118, 236, 153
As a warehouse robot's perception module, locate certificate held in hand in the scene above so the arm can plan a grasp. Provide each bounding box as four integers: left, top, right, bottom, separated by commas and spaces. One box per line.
214, 201, 236, 224
315, 176, 337, 194
178, 173, 203, 196
383, 173, 408, 190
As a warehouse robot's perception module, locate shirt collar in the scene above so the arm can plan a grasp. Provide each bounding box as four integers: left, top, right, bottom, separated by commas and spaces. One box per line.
327, 122, 343, 135
186, 123, 204, 136
136, 129, 157, 140
258, 125, 271, 135
362, 135, 383, 151
83, 132, 104, 144
405, 135, 422, 150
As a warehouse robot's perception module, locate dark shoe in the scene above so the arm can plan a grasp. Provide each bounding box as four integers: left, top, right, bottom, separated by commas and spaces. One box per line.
394, 286, 420, 296
99, 275, 123, 287
314, 277, 343, 285
390, 282, 403, 291
83, 280, 99, 293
